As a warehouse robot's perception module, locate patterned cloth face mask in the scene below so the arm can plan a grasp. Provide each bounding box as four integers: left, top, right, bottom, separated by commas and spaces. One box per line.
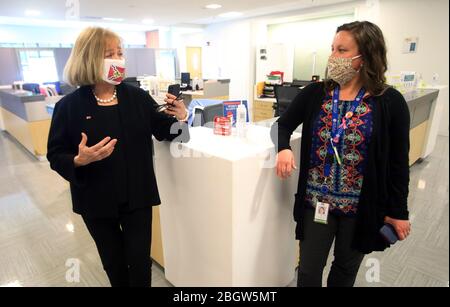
102, 58, 126, 85
327, 55, 362, 86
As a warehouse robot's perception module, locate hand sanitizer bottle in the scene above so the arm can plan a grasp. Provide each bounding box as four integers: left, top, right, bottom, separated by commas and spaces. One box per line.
236, 101, 247, 138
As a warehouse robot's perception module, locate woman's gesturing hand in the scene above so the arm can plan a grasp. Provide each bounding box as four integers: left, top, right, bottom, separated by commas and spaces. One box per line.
74, 133, 117, 167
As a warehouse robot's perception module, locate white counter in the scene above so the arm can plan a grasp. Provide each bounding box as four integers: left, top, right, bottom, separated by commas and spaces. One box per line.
153, 125, 301, 286
417, 85, 448, 157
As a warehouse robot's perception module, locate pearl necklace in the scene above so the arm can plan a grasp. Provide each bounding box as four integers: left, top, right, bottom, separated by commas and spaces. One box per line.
93, 88, 117, 104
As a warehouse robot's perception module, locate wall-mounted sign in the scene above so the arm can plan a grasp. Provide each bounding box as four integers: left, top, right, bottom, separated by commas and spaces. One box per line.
403, 37, 419, 54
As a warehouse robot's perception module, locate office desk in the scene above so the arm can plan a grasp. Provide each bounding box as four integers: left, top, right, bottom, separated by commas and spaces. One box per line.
153, 125, 301, 286
0, 89, 61, 160
405, 89, 440, 165
251, 88, 442, 166
252, 83, 276, 122
252, 97, 276, 122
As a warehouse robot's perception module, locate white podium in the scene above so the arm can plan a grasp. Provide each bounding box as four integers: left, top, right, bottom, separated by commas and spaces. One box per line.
153, 125, 301, 286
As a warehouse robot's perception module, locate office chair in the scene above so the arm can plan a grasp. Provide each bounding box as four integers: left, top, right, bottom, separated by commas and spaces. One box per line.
274, 85, 301, 117
192, 103, 224, 128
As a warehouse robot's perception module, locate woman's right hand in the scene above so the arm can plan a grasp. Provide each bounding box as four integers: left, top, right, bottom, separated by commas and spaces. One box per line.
276, 149, 297, 180
74, 133, 117, 167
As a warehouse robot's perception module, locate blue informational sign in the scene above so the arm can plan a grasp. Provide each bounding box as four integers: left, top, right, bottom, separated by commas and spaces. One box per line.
223, 100, 249, 126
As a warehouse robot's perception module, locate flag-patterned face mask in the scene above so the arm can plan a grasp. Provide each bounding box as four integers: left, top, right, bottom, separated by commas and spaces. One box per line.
102, 58, 126, 85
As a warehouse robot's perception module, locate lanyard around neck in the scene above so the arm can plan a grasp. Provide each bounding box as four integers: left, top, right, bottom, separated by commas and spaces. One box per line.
323, 86, 366, 180
331, 86, 366, 144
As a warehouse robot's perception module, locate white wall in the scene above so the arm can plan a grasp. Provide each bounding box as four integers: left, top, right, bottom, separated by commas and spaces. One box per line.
169, 29, 204, 76
378, 0, 449, 136
202, 21, 254, 101
171, 22, 254, 101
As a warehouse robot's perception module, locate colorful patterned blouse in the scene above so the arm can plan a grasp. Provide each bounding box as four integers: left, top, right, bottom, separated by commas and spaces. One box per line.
305, 94, 374, 217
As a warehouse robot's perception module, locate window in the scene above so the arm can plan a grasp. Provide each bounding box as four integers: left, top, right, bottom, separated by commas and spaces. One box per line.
18, 49, 59, 83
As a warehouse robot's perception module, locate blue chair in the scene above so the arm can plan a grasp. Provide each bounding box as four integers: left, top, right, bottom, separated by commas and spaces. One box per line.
22, 83, 40, 94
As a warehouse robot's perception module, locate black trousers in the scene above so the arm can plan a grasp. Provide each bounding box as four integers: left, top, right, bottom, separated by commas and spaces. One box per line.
297, 208, 365, 287
82, 205, 153, 287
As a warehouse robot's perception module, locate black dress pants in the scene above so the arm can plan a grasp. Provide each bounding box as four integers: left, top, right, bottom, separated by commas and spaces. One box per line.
82, 206, 153, 287
297, 208, 365, 287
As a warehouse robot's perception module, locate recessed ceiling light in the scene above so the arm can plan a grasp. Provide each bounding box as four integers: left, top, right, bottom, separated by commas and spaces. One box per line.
102, 17, 124, 22
142, 18, 155, 24
205, 4, 222, 9
218, 12, 243, 18
24, 10, 40, 17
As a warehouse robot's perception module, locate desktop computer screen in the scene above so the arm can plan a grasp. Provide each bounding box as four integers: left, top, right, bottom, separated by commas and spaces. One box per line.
181, 72, 190, 86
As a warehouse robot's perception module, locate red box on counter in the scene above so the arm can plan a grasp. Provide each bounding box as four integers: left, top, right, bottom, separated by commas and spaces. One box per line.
213, 116, 232, 136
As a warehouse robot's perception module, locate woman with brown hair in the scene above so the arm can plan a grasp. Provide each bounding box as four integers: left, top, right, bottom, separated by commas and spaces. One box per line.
271, 21, 411, 287
47, 27, 189, 287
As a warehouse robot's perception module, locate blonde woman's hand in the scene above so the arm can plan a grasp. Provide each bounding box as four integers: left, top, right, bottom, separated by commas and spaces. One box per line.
74, 133, 117, 167
276, 149, 297, 180
164, 93, 188, 121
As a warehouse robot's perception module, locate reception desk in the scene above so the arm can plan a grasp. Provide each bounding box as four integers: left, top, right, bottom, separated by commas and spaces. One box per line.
153, 125, 301, 286
404, 89, 440, 165
251, 86, 441, 165
0, 89, 60, 160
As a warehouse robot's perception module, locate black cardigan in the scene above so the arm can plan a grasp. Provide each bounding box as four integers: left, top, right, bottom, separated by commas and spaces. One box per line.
47, 83, 190, 218
271, 82, 410, 254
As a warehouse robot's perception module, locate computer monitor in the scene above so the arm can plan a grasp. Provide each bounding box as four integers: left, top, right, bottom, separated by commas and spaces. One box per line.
181, 72, 191, 86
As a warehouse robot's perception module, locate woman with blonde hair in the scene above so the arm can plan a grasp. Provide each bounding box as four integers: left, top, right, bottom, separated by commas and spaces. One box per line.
47, 27, 189, 287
